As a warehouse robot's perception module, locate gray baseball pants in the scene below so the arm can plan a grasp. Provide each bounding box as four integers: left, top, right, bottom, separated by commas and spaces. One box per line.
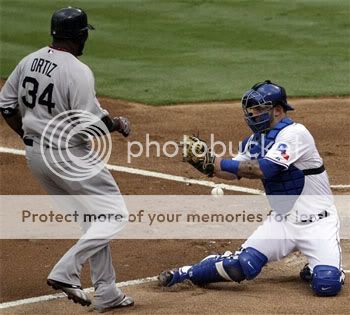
25, 140, 127, 308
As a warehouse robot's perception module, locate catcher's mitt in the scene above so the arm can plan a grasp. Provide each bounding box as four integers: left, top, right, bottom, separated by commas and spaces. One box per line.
182, 135, 215, 177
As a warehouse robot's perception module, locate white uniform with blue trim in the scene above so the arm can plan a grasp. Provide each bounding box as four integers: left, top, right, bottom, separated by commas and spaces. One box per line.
236, 122, 341, 272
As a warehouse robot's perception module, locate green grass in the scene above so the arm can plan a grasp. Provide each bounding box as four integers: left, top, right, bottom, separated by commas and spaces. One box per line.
1, 0, 349, 104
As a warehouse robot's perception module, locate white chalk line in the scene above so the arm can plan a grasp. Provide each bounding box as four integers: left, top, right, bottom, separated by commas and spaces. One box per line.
0, 276, 158, 309
0, 146, 349, 192
331, 185, 350, 189
0, 146, 25, 156
106, 163, 264, 194
0, 146, 262, 194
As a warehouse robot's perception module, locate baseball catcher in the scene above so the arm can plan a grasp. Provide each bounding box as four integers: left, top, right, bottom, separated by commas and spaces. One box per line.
159, 80, 345, 297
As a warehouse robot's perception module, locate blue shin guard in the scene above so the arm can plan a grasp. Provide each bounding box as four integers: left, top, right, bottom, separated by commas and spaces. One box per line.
188, 251, 245, 285
170, 248, 267, 286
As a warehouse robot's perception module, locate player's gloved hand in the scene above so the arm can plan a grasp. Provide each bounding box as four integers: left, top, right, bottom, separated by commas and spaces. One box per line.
114, 116, 130, 137
182, 135, 215, 177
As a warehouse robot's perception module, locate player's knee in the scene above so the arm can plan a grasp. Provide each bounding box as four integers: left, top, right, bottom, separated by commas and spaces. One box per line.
215, 253, 245, 283
238, 247, 268, 280
311, 265, 342, 296
188, 248, 267, 285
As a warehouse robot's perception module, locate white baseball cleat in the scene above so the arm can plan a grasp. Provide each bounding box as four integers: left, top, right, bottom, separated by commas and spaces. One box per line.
94, 295, 134, 313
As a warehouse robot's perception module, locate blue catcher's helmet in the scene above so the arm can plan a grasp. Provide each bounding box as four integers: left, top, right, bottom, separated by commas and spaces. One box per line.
241, 80, 294, 133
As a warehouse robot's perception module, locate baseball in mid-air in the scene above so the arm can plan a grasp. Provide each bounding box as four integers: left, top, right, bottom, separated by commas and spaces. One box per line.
211, 186, 224, 196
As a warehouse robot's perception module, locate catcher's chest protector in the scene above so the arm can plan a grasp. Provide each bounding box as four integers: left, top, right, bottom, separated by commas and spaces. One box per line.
248, 118, 305, 196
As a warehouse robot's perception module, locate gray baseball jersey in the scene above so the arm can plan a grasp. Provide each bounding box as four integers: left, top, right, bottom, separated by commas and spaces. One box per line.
0, 46, 108, 147
0, 47, 127, 306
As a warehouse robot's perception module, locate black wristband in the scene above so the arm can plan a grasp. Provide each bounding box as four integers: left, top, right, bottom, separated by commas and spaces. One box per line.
101, 115, 116, 132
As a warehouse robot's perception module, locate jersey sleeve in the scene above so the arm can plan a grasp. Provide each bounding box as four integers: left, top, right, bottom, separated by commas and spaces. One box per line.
264, 124, 309, 169
0, 62, 21, 111
68, 64, 109, 119
233, 135, 252, 162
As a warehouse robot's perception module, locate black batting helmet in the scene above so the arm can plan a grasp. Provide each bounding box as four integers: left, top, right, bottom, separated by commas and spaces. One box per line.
51, 7, 94, 39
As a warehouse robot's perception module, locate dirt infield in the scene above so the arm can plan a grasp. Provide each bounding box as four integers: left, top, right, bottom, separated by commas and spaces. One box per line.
0, 96, 349, 314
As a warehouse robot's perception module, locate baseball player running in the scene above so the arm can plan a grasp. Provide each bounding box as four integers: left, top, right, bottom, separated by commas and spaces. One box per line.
0, 7, 134, 311
159, 80, 345, 296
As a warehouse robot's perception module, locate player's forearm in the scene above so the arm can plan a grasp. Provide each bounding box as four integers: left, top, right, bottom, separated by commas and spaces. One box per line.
100, 115, 116, 134
84, 115, 130, 138
215, 157, 263, 179
236, 160, 264, 179
213, 157, 238, 180
81, 116, 117, 138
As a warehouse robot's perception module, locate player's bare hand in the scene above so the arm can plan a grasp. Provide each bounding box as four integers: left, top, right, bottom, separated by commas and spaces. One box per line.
114, 116, 131, 137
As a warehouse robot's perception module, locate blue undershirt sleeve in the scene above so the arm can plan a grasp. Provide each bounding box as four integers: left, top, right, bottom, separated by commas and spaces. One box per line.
220, 159, 240, 175
258, 158, 286, 178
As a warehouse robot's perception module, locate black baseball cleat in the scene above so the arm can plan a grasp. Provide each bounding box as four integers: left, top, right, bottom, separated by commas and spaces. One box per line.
47, 279, 91, 306
94, 295, 134, 313
158, 270, 175, 287
299, 263, 312, 282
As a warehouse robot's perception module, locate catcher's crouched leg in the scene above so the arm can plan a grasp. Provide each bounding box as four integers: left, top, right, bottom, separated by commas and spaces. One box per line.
311, 265, 344, 296
159, 247, 267, 287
